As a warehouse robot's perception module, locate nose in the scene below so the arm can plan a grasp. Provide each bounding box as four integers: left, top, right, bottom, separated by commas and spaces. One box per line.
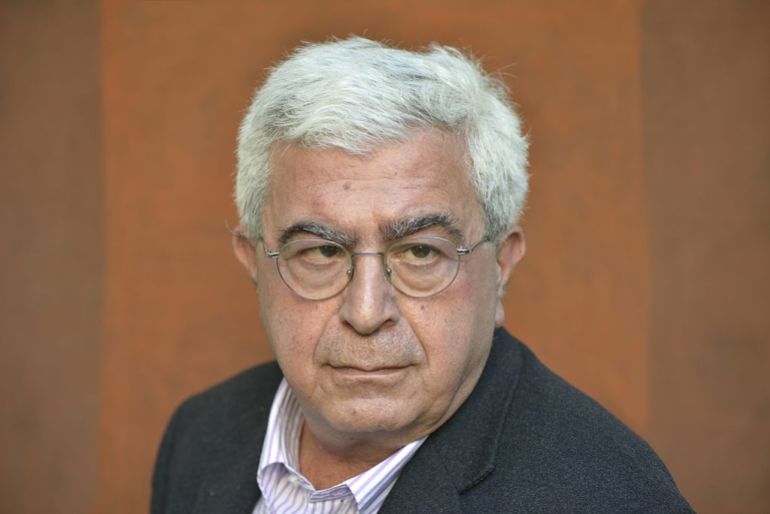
338, 252, 400, 335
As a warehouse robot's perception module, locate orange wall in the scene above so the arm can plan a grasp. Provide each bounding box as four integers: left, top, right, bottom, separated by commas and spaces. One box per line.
643, 2, 770, 511
1, 1, 768, 513
0, 2, 102, 513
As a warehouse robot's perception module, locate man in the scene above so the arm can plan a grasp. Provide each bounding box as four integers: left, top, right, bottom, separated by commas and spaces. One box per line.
151, 37, 692, 513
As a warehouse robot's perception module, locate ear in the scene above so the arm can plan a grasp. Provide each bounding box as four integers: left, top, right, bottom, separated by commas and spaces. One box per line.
494, 225, 526, 326
231, 224, 259, 281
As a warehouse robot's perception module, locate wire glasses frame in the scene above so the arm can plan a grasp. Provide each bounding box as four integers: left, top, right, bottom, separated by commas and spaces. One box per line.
262, 235, 490, 301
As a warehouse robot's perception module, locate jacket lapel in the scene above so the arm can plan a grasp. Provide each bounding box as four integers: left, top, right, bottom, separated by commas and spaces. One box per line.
191, 374, 275, 514
190, 440, 262, 514
379, 445, 462, 514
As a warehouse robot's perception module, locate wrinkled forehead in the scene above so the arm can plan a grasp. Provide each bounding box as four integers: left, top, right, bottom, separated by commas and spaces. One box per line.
261, 131, 485, 244
265, 128, 472, 195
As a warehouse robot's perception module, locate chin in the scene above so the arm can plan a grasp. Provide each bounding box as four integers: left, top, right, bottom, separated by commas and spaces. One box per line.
324, 399, 418, 436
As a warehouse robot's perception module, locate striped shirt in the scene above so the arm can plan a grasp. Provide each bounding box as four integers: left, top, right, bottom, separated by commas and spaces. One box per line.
253, 379, 426, 514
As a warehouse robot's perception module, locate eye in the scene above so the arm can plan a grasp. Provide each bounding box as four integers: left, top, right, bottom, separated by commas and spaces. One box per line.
282, 239, 347, 265
301, 244, 344, 261
388, 237, 457, 269
317, 245, 343, 258
394, 242, 449, 266
405, 244, 435, 260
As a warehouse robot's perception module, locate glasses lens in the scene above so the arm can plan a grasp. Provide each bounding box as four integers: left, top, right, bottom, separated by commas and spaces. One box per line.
386, 237, 460, 297
277, 239, 350, 300
274, 236, 464, 300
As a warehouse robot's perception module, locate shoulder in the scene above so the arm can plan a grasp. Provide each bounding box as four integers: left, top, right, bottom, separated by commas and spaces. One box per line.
170, 360, 283, 430
151, 361, 282, 513
160, 361, 283, 460
481, 334, 692, 511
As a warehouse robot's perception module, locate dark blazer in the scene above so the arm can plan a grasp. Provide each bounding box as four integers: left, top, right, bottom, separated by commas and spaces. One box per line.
151, 329, 693, 513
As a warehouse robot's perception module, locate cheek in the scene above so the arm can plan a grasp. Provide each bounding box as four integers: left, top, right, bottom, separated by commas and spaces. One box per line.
440, 266, 498, 326
411, 267, 497, 371
408, 299, 483, 365
258, 284, 336, 369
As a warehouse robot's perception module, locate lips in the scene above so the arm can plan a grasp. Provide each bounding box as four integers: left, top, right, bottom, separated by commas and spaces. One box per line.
326, 364, 411, 385
328, 364, 410, 372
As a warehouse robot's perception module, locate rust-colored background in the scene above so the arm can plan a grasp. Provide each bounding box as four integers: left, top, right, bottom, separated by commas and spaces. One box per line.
2, 1, 768, 513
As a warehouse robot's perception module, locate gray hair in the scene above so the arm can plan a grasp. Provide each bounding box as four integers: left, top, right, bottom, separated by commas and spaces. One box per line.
235, 36, 528, 241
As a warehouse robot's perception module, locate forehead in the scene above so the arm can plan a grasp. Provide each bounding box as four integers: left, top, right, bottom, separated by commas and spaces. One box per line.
263, 130, 485, 241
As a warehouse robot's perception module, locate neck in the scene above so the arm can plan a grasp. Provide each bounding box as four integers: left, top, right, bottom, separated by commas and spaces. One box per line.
298, 421, 402, 490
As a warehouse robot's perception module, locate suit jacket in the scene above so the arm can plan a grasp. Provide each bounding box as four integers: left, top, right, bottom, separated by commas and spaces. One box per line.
151, 329, 693, 513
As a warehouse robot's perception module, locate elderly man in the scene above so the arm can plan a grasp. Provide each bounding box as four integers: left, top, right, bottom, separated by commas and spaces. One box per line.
151, 37, 692, 513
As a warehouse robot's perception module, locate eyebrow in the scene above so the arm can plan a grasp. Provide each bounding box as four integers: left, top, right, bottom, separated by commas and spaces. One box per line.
277, 213, 465, 248
278, 222, 357, 247
381, 213, 464, 242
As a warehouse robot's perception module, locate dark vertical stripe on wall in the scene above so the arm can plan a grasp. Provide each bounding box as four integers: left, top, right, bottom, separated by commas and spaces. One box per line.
642, 1, 770, 512
0, 1, 102, 513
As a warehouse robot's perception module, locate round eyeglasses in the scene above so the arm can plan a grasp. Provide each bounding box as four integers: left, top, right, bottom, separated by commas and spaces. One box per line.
262, 235, 490, 301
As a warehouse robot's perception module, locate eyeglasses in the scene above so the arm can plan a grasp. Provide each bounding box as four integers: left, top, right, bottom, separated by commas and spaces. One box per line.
262, 235, 490, 301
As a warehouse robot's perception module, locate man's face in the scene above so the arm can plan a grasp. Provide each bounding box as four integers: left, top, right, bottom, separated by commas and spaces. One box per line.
235, 130, 523, 448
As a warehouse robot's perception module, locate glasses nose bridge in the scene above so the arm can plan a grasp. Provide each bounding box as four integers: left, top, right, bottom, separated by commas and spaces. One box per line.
347, 250, 392, 279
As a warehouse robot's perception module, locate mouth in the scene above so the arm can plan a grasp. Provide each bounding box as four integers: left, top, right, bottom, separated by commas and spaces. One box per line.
327, 364, 411, 384
331, 365, 408, 374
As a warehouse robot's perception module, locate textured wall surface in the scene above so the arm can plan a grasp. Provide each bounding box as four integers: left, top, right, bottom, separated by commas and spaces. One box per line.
643, 1, 770, 511
1, 1, 767, 513
0, 1, 102, 513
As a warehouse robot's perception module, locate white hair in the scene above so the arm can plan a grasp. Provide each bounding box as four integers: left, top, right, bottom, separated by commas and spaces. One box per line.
235, 36, 528, 241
